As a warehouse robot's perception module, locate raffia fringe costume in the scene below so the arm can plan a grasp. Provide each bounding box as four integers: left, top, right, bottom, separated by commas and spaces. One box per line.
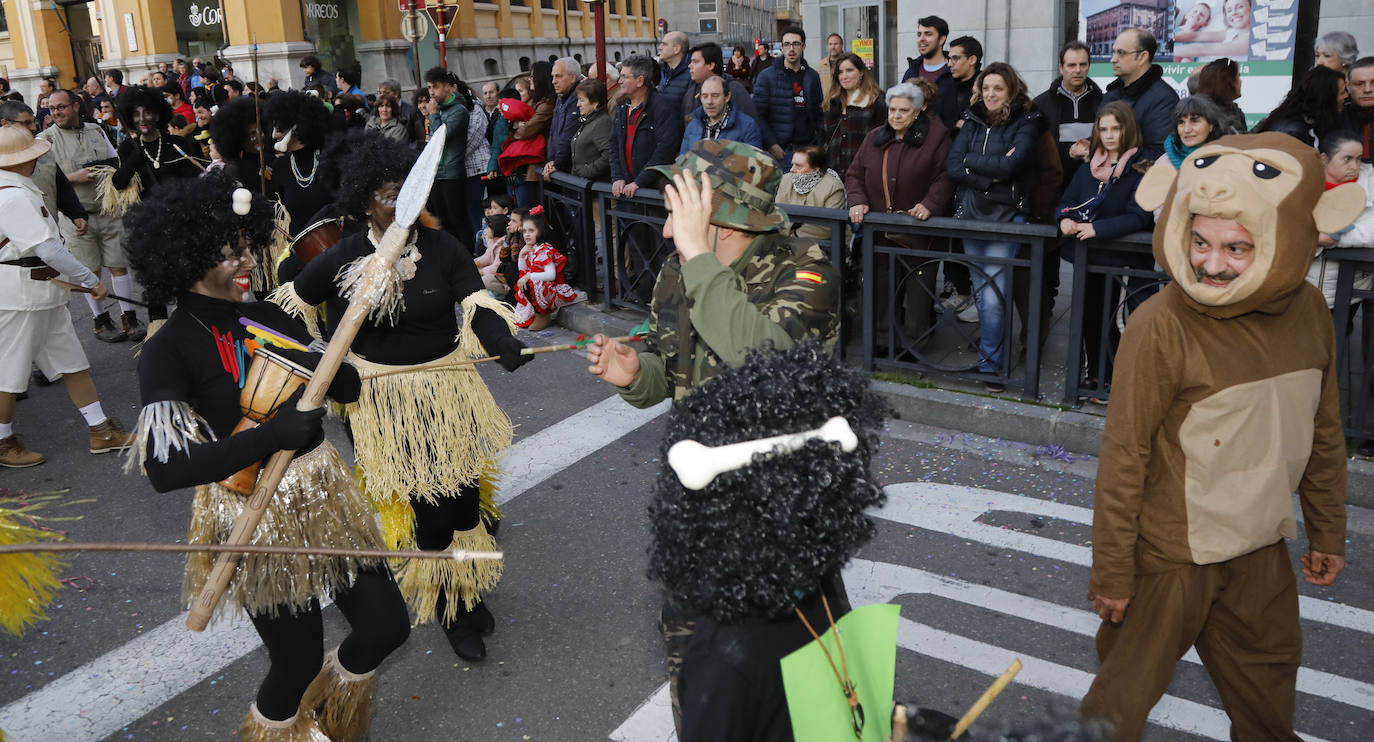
275, 286, 513, 625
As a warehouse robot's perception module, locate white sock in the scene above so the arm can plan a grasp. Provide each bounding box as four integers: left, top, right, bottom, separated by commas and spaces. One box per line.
78, 401, 106, 427
111, 274, 138, 314
0, 421, 13, 438
85, 293, 104, 317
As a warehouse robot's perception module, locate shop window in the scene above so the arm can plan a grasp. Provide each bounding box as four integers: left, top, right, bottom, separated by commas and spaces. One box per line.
173, 0, 225, 58
699, 18, 716, 34
541, 0, 553, 8
699, 0, 714, 12
483, 58, 500, 76
509, 0, 525, 6
640, 0, 648, 17
519, 56, 531, 72
1, 4, 8, 33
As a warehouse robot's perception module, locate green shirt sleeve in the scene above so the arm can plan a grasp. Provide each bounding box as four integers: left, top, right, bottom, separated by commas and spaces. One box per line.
679, 249, 838, 367
618, 351, 670, 408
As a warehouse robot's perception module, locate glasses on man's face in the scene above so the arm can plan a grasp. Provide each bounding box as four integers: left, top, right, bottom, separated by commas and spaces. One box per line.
50, 103, 73, 112
948, 54, 966, 62
1110, 48, 1144, 58
782, 41, 804, 48
6, 117, 36, 128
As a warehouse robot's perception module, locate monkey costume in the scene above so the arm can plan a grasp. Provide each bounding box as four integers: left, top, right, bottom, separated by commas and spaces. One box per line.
1080, 133, 1365, 740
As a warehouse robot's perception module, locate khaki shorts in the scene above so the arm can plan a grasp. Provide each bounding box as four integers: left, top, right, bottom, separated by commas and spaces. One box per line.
60, 213, 125, 272
0, 306, 90, 393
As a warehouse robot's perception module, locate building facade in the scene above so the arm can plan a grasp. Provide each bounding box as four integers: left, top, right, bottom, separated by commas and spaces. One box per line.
0, 0, 659, 101
659, 0, 775, 47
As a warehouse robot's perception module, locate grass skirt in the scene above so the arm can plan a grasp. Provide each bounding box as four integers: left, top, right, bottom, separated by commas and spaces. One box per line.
181, 440, 385, 621
396, 523, 503, 622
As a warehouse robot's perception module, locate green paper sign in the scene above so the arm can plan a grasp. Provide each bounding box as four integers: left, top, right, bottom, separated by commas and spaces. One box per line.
781, 603, 900, 742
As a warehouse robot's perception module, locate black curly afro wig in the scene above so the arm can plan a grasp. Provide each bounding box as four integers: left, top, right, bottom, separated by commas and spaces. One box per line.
329, 130, 418, 222
264, 90, 334, 150
898, 700, 1113, 741
647, 340, 889, 624
116, 85, 173, 133
121, 171, 277, 305
208, 97, 265, 160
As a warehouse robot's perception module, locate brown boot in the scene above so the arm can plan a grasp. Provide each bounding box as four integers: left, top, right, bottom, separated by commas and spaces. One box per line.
89, 418, 132, 454
238, 702, 331, 741
299, 648, 378, 742
92, 312, 126, 343
120, 311, 147, 342
0, 435, 45, 468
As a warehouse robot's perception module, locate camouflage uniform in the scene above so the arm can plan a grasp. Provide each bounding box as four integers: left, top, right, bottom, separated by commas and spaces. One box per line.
617, 140, 842, 729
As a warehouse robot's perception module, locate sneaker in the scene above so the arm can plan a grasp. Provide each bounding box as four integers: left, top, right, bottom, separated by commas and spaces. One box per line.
0, 435, 45, 468
956, 302, 981, 324
984, 380, 1006, 394
89, 417, 133, 454
120, 311, 147, 342
92, 312, 126, 343
940, 291, 973, 312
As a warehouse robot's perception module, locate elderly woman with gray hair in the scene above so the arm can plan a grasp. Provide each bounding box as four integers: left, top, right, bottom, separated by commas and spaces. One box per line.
1315, 31, 1359, 76
845, 81, 955, 355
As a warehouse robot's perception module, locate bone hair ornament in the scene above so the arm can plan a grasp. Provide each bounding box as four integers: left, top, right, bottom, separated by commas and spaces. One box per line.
669, 416, 858, 490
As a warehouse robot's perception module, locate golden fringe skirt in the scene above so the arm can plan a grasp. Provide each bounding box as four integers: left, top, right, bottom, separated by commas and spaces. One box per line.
181, 440, 385, 620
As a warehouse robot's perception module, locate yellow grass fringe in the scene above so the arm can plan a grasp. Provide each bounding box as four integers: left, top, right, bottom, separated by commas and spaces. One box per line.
458, 290, 520, 359
0, 496, 68, 637
397, 522, 502, 623
90, 165, 141, 217
478, 462, 503, 526
267, 282, 323, 340
299, 648, 375, 742
346, 348, 513, 504
181, 441, 385, 621
239, 703, 330, 741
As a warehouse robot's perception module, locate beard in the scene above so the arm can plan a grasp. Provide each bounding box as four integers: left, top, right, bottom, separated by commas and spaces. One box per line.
922, 46, 942, 61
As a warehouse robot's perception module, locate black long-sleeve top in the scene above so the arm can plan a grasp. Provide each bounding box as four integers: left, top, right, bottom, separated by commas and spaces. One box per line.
265, 147, 333, 237
52, 168, 87, 222
136, 291, 360, 493
291, 225, 512, 366
112, 134, 203, 194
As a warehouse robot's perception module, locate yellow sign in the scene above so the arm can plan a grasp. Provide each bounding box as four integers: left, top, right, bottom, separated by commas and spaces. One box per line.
852, 38, 874, 68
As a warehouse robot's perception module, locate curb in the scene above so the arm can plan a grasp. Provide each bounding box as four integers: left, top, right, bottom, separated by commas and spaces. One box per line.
556, 303, 1374, 510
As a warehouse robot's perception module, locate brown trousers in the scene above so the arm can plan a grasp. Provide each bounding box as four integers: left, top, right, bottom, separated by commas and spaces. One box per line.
1080, 541, 1303, 742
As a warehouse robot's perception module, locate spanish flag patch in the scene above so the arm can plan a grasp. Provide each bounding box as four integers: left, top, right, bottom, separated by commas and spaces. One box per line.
795, 270, 823, 284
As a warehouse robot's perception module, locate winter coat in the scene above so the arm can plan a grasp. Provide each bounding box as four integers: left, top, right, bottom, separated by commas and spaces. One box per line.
821, 95, 886, 182
547, 90, 581, 171
1032, 76, 1103, 191
570, 109, 612, 182
302, 71, 338, 95
1101, 64, 1180, 159
657, 58, 694, 110
488, 114, 510, 175
935, 71, 974, 133
609, 89, 685, 189
846, 113, 955, 217
365, 115, 413, 146
1343, 101, 1374, 164
726, 58, 753, 90
680, 104, 764, 154
428, 94, 471, 181
1252, 114, 1316, 147
1056, 149, 1153, 248
752, 57, 824, 150
947, 100, 1043, 219
1306, 164, 1374, 307
681, 77, 758, 124
511, 98, 554, 181
777, 170, 846, 241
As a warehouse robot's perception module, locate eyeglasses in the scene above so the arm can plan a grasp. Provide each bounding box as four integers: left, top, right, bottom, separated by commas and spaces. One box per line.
948, 54, 966, 62
1110, 48, 1145, 58
781, 41, 804, 48
5, 117, 36, 127
50, 103, 74, 111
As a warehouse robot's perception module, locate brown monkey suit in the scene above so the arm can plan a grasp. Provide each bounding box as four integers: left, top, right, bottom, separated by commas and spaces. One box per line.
1079, 133, 1365, 741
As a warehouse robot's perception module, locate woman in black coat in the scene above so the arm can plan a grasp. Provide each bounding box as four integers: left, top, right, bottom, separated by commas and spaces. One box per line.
1057, 100, 1153, 397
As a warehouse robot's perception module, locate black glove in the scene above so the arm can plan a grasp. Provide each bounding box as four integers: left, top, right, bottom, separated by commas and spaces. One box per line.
260, 386, 325, 451
496, 335, 531, 372
271, 346, 362, 403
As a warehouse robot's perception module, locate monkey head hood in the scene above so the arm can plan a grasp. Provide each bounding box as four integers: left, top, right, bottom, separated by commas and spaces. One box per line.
1136, 132, 1364, 318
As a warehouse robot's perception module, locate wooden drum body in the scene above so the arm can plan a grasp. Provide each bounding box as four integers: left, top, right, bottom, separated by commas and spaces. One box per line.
289, 218, 343, 265
219, 348, 315, 494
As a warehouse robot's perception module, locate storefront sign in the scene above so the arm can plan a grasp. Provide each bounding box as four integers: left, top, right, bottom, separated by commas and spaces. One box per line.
852, 38, 874, 69
187, 3, 222, 27
305, 3, 341, 20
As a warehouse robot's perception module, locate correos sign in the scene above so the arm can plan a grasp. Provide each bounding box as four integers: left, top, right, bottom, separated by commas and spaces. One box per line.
305, 3, 341, 19
187, 3, 222, 27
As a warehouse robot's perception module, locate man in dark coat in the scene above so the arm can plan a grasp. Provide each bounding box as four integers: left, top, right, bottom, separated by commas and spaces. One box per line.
680, 42, 758, 125
609, 56, 684, 199
1344, 56, 1374, 163
752, 25, 823, 167
936, 36, 981, 132
1033, 40, 1103, 193
657, 32, 693, 108
1101, 28, 1179, 160
544, 57, 584, 176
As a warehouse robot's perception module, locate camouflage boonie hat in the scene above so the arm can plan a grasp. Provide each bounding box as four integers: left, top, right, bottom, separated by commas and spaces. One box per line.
649, 139, 788, 233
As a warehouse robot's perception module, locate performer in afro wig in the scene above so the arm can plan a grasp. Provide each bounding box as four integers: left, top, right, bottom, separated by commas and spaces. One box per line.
122, 172, 276, 306
208, 96, 269, 191
264, 90, 338, 236
648, 339, 888, 741
122, 170, 409, 740
104, 85, 202, 214
333, 130, 418, 222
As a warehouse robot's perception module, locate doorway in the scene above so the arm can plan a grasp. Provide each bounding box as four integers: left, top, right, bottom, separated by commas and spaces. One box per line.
819, 0, 895, 88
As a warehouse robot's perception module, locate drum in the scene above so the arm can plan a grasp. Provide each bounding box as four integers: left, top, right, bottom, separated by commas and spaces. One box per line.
289, 218, 343, 265
219, 348, 315, 494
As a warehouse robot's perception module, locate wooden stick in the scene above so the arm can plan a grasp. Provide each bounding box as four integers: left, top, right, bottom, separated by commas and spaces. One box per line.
0, 542, 502, 561
359, 333, 645, 381
890, 703, 908, 742
48, 277, 150, 307
950, 659, 1023, 738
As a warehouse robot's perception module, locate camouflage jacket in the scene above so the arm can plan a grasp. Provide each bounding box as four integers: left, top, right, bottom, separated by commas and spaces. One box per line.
619, 231, 839, 407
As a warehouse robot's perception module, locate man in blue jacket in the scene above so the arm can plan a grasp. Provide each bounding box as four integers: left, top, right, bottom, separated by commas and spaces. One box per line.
752, 25, 823, 168
610, 56, 684, 199
657, 32, 693, 108
680, 76, 763, 154
543, 57, 584, 177
1101, 28, 1180, 160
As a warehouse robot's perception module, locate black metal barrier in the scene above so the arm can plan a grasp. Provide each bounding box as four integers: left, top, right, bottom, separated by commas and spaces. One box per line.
537, 181, 1374, 438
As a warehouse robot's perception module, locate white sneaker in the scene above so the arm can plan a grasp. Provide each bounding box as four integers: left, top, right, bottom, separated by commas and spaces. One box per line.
940, 291, 972, 312
957, 302, 981, 323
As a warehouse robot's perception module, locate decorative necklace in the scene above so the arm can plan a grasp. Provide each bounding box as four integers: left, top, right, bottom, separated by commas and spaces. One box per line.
291, 149, 319, 188
141, 135, 163, 169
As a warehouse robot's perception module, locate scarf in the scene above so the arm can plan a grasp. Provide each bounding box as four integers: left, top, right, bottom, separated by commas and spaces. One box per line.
703, 105, 732, 140
1164, 135, 1199, 169
1090, 146, 1138, 183
790, 169, 837, 195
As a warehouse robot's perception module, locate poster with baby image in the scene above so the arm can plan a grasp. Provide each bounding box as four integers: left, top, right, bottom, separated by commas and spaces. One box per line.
1080, 0, 1299, 126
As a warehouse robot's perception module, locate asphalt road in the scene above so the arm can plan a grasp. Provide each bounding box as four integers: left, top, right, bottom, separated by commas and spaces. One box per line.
1, 298, 1371, 741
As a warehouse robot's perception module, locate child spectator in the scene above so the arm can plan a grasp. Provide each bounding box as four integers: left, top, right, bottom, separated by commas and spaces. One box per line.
513, 208, 586, 329
475, 213, 510, 295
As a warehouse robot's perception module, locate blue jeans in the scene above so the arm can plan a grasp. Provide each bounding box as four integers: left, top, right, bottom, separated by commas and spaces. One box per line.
963, 217, 1024, 373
